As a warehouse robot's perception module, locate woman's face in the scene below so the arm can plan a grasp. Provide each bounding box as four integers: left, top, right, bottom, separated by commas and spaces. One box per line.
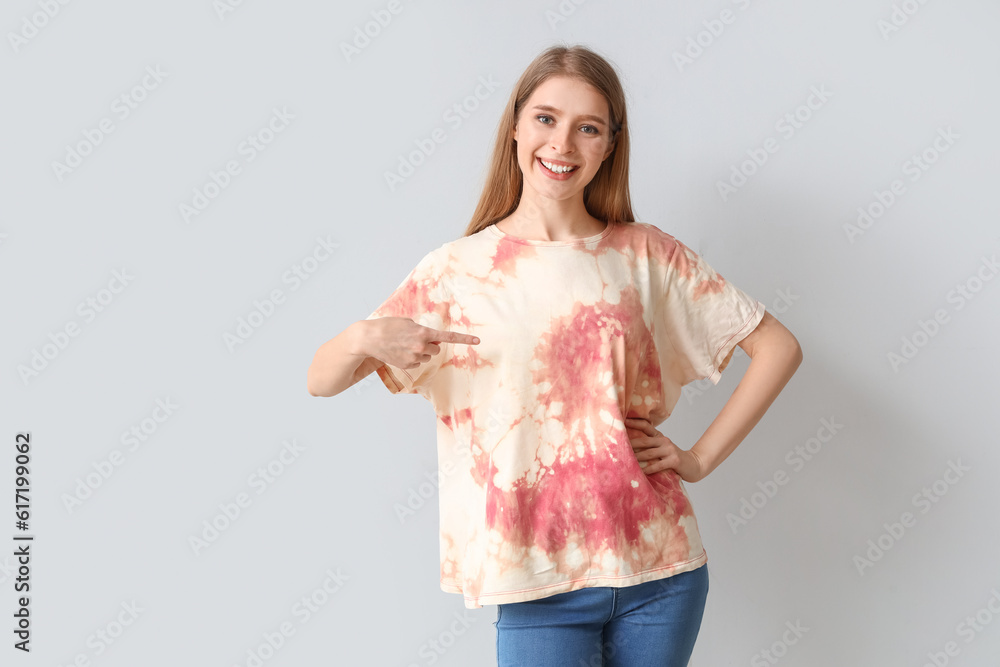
512, 75, 615, 204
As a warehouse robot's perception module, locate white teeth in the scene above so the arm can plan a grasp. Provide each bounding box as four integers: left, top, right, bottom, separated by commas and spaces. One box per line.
540, 159, 577, 174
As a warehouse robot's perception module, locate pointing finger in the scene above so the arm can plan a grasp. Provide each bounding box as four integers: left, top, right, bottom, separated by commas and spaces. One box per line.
427, 329, 480, 345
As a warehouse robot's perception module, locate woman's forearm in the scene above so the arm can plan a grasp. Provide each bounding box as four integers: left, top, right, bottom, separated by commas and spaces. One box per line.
691, 330, 803, 478
307, 320, 377, 397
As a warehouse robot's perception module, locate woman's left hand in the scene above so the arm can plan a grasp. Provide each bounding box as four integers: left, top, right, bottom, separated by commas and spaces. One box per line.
624, 417, 708, 483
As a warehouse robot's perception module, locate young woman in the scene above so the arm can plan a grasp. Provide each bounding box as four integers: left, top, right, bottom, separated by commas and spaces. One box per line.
308, 44, 802, 667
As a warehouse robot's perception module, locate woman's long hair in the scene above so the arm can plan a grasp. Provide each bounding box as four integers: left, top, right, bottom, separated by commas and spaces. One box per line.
463, 44, 636, 238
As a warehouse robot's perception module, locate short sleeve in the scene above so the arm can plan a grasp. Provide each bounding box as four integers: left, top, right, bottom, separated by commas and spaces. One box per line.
655, 237, 765, 386
363, 248, 453, 396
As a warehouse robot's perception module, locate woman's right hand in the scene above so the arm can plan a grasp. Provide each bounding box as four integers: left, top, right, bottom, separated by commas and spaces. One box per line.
364, 317, 480, 370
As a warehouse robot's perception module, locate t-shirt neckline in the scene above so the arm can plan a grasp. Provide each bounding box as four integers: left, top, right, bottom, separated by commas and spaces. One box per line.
488, 221, 616, 246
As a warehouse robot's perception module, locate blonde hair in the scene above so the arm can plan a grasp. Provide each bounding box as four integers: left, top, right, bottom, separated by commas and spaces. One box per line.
463, 44, 636, 238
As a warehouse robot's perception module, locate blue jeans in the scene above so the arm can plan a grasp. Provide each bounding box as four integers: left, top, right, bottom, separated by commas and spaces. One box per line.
494, 564, 709, 667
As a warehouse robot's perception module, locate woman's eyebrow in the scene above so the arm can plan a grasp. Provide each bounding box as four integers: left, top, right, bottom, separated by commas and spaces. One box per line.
531, 104, 608, 126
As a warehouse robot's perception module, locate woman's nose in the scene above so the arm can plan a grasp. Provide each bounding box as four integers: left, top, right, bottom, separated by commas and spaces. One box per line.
550, 129, 575, 154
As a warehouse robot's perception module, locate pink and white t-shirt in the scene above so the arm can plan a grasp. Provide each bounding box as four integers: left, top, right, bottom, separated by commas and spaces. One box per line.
365, 220, 765, 609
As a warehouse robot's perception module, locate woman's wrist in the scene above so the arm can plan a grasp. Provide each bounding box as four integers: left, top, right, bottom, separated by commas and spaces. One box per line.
346, 319, 374, 358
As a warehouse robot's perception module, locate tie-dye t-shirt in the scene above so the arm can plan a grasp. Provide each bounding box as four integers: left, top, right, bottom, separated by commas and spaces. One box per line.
364, 220, 765, 609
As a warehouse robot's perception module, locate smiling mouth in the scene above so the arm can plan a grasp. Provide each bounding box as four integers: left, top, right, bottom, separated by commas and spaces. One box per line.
538, 157, 579, 175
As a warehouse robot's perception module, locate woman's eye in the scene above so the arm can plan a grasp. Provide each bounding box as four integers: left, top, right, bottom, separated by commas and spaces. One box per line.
536, 115, 600, 135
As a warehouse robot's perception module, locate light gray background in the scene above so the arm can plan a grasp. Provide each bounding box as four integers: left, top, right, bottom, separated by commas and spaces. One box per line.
2, 1, 999, 665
